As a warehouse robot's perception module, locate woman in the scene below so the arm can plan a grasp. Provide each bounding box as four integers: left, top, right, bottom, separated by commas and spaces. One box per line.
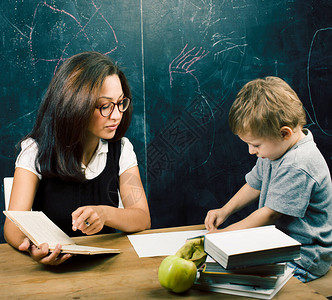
4, 51, 151, 265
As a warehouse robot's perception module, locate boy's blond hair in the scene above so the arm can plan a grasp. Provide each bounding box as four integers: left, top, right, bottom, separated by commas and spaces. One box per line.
229, 76, 306, 139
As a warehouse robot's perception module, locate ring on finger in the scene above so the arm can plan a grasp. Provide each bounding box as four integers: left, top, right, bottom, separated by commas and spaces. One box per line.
85, 220, 91, 227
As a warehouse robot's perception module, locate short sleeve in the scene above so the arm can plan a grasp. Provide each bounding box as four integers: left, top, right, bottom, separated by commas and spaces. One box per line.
119, 137, 138, 175
15, 138, 42, 179
264, 166, 313, 217
245, 158, 263, 190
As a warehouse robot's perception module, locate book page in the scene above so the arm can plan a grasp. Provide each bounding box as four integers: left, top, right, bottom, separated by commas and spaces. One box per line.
4, 211, 74, 247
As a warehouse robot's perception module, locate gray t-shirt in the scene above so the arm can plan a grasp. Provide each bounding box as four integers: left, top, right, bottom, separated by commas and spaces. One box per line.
245, 129, 332, 276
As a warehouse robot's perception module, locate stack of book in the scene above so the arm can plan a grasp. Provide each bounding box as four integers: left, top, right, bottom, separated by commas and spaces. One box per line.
194, 225, 301, 299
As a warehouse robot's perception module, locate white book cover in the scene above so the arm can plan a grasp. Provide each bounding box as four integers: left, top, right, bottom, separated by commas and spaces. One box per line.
205, 225, 301, 256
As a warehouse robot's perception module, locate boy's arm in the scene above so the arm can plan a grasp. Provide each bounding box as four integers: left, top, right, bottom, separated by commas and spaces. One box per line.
205, 183, 260, 231
221, 206, 282, 232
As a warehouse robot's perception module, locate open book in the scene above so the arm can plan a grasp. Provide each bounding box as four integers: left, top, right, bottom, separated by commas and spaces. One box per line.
3, 211, 120, 255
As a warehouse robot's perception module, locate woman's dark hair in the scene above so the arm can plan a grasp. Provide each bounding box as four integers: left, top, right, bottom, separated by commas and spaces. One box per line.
26, 51, 132, 182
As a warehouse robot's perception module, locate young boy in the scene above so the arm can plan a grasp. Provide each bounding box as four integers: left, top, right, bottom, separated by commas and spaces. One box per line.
205, 76, 332, 282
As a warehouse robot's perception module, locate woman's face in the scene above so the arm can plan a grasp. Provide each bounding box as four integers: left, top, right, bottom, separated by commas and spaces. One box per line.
87, 74, 124, 141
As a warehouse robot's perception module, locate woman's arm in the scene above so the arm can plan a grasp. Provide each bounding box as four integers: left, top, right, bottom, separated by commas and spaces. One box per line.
72, 165, 151, 234
4, 168, 38, 248
4, 167, 72, 265
109, 164, 151, 231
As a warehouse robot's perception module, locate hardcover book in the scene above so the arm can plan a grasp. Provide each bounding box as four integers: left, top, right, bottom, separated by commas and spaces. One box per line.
194, 265, 294, 300
204, 225, 301, 269
199, 262, 287, 289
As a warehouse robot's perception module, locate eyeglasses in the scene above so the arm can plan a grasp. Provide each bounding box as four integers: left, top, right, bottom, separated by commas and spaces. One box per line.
96, 97, 131, 117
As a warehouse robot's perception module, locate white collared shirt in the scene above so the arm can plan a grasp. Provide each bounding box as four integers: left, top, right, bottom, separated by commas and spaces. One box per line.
16, 137, 138, 180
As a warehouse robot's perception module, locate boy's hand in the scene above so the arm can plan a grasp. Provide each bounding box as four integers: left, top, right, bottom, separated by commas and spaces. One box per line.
204, 208, 228, 231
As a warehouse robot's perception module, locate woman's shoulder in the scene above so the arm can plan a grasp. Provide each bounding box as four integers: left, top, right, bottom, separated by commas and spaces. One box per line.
119, 137, 137, 175
21, 137, 38, 150
120, 137, 134, 152
17, 138, 39, 158
120, 136, 132, 146
16, 138, 41, 179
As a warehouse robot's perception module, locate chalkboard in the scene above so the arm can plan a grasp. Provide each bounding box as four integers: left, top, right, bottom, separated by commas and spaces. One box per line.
1, 0, 331, 242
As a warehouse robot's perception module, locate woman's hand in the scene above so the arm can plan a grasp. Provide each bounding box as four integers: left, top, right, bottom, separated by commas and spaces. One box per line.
72, 206, 105, 235
18, 237, 72, 265
204, 208, 228, 232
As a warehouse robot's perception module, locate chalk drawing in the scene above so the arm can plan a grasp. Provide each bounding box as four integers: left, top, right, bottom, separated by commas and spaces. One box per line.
15, 0, 119, 75
188, 93, 216, 171
0, 0, 119, 158
169, 43, 209, 92
306, 27, 332, 137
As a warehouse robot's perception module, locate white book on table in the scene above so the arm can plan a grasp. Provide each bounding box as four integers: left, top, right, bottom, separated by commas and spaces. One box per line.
204, 225, 301, 269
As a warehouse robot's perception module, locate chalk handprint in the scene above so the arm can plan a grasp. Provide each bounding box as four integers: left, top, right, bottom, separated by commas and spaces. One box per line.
169, 43, 209, 91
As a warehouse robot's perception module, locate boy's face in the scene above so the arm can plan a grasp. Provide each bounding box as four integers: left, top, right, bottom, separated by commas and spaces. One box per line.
238, 132, 288, 161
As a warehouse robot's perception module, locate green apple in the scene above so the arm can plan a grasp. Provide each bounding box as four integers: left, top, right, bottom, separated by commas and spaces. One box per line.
158, 255, 197, 293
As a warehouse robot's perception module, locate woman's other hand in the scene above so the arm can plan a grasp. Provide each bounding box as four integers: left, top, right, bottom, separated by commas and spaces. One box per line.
72, 206, 105, 235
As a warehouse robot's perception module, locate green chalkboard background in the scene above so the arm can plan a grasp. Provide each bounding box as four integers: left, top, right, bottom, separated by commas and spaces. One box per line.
0, 0, 331, 242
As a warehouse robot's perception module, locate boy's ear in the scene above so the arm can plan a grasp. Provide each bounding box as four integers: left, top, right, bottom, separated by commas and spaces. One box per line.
280, 126, 292, 140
